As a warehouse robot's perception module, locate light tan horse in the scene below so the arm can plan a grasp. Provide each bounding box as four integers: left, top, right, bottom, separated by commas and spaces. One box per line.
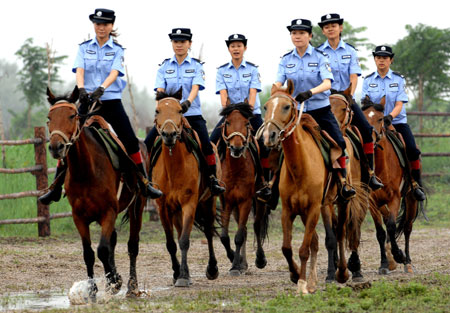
152, 90, 219, 287
258, 80, 366, 294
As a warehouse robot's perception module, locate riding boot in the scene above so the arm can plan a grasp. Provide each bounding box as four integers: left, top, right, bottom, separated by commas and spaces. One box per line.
366, 153, 384, 190
208, 164, 225, 196
411, 168, 426, 201
38, 161, 66, 205
136, 163, 163, 199
256, 167, 272, 201
336, 156, 356, 200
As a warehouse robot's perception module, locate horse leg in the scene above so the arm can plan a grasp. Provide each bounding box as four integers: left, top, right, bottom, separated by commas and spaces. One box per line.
371, 209, 390, 274
253, 200, 268, 269
321, 204, 338, 283
202, 199, 219, 280
281, 206, 300, 285
126, 200, 144, 297
335, 201, 350, 284
230, 201, 251, 276
175, 204, 195, 287
385, 201, 406, 265
160, 209, 180, 284
98, 211, 122, 294
73, 215, 98, 301
220, 199, 235, 263
297, 209, 320, 295
307, 230, 319, 293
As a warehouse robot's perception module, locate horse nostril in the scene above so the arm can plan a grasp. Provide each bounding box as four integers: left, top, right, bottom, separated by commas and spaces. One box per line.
57, 143, 64, 151
270, 131, 277, 140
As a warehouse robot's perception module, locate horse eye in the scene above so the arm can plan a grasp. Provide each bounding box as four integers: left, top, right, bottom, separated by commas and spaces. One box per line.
69, 114, 76, 119
283, 105, 290, 111
263, 105, 267, 111
155, 110, 159, 115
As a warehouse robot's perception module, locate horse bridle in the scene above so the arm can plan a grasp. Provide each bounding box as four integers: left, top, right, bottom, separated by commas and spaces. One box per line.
48, 100, 81, 159
329, 94, 352, 129
221, 115, 252, 158
255, 93, 305, 144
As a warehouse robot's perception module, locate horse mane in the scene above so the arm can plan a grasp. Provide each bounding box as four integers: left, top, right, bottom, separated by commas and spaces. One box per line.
220, 103, 254, 119
361, 96, 384, 112
155, 88, 183, 101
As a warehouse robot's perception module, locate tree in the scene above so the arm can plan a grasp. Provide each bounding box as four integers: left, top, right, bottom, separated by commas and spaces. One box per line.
393, 24, 450, 123
311, 22, 373, 71
14, 38, 67, 135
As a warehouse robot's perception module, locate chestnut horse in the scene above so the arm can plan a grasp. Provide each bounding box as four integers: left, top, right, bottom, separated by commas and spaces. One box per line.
258, 80, 366, 294
362, 96, 419, 274
152, 90, 219, 287
46, 87, 146, 299
218, 103, 270, 276
329, 85, 370, 282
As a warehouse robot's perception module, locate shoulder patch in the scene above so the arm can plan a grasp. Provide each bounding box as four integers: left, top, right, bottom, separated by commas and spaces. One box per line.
79, 39, 92, 45
246, 61, 258, 67
112, 40, 123, 48
158, 58, 170, 66
218, 62, 228, 69
345, 42, 358, 51
314, 48, 326, 56
365, 72, 375, 78
281, 49, 293, 58
192, 58, 205, 65
392, 71, 404, 78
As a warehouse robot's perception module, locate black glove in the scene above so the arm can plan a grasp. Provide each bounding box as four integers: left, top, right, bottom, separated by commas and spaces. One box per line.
383, 114, 393, 127
78, 88, 90, 105
90, 86, 105, 102
180, 100, 191, 113
295, 90, 313, 103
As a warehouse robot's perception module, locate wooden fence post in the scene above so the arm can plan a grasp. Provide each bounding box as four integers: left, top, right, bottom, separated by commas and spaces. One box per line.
34, 127, 50, 237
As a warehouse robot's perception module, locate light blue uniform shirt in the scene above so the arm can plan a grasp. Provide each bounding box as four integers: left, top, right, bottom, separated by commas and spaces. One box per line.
361, 69, 408, 124
72, 37, 126, 100
317, 40, 361, 92
216, 60, 262, 114
155, 55, 205, 117
276, 44, 334, 111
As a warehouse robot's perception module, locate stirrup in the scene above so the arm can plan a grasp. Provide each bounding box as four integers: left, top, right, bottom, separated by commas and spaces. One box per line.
210, 176, 225, 195
412, 182, 426, 201
368, 174, 384, 191
38, 187, 62, 205
256, 183, 272, 202
140, 176, 163, 199
339, 182, 356, 200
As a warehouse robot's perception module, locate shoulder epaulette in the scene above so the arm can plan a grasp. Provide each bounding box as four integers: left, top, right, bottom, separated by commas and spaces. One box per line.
192, 58, 205, 65
281, 50, 293, 58
392, 71, 404, 78
79, 39, 92, 45
365, 72, 375, 78
246, 61, 258, 67
317, 43, 325, 49
158, 58, 170, 66
112, 40, 123, 48
314, 48, 326, 56
218, 62, 228, 69
345, 42, 358, 51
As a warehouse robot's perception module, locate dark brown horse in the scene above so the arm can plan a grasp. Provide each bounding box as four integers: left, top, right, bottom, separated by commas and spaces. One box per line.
259, 80, 367, 294
362, 96, 419, 274
152, 89, 219, 287
46, 87, 146, 299
218, 103, 270, 276
329, 85, 370, 282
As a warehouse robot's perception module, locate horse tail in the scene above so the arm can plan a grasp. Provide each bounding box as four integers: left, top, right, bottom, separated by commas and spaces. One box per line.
395, 191, 426, 239
253, 199, 271, 245
346, 182, 370, 251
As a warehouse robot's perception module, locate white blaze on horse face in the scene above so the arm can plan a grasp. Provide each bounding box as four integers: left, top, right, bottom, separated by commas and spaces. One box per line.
368, 111, 375, 118
270, 97, 279, 120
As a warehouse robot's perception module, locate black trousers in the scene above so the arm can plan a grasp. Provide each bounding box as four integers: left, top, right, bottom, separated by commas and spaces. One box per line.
96, 99, 140, 155
393, 123, 421, 161
209, 114, 269, 159
351, 102, 373, 143
307, 105, 346, 151
145, 115, 214, 156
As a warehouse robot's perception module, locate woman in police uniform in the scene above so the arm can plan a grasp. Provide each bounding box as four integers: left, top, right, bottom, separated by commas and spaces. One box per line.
317, 13, 383, 190
275, 18, 355, 200
144, 28, 225, 196
361, 45, 425, 201
39, 8, 162, 205
209, 33, 271, 199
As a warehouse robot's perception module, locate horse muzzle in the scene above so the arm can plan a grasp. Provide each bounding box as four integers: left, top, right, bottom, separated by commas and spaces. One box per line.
161, 130, 178, 147
229, 145, 246, 158
48, 140, 67, 159
263, 128, 280, 148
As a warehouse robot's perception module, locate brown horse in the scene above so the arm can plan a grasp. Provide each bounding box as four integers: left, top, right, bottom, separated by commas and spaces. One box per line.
362, 96, 419, 274
46, 87, 146, 299
258, 80, 367, 294
218, 103, 270, 276
152, 89, 219, 287
329, 85, 370, 282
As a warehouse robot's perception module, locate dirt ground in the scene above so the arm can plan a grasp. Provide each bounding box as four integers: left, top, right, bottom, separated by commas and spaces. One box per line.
0, 220, 449, 301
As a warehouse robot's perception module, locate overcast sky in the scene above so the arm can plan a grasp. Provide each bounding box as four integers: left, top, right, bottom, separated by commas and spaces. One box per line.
1, 0, 448, 107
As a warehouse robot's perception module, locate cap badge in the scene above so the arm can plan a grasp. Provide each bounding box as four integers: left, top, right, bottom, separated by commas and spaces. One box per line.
381, 46, 386, 51
326, 14, 331, 19
176, 29, 181, 34
296, 19, 302, 25
96, 11, 102, 17
233, 34, 238, 39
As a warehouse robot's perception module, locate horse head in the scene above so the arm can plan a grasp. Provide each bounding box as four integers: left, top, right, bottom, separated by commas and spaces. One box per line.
361, 95, 386, 142
46, 86, 80, 159
329, 84, 353, 129
220, 102, 253, 158
260, 79, 298, 148
154, 88, 183, 148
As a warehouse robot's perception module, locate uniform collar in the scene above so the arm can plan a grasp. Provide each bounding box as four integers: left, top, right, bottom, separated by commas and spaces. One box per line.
293, 44, 313, 58
323, 39, 345, 50
92, 36, 114, 48
227, 59, 246, 69
170, 54, 192, 65
375, 68, 393, 79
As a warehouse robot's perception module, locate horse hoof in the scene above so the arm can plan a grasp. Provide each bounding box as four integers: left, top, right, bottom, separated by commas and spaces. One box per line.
404, 264, 414, 274
394, 250, 406, 264
378, 267, 390, 275
255, 256, 267, 269
126, 278, 138, 297
336, 269, 350, 284
290, 273, 299, 284
229, 269, 241, 277
206, 265, 219, 280
175, 278, 191, 287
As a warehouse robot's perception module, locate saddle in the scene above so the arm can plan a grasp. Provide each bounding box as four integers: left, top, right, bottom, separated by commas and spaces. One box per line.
385, 128, 408, 169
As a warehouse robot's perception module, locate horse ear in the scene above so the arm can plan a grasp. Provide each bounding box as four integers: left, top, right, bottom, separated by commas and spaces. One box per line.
270, 84, 278, 96
68, 86, 79, 103
380, 96, 386, 107
286, 79, 294, 95
47, 87, 55, 105
175, 87, 183, 101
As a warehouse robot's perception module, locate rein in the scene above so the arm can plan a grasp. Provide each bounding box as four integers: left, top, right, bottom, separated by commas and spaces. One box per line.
255, 93, 305, 144
221, 115, 252, 158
